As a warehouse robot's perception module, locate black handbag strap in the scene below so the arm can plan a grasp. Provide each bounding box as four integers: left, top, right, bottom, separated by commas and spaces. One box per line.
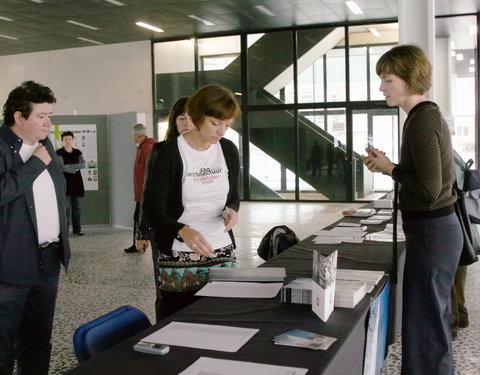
392, 181, 398, 284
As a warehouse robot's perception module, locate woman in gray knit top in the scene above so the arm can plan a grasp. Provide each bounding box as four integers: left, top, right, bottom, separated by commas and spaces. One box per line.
363, 45, 462, 375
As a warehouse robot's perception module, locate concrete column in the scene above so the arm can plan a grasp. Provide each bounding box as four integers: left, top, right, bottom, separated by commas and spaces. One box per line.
398, 0, 436, 111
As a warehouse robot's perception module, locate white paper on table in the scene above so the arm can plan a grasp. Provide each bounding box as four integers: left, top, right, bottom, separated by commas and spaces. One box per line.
337, 222, 362, 227
342, 237, 365, 244
313, 237, 342, 244
195, 281, 283, 298
359, 219, 384, 225
179, 357, 309, 375
377, 209, 393, 215
331, 226, 366, 233
369, 215, 391, 221
141, 322, 258, 353
314, 230, 348, 237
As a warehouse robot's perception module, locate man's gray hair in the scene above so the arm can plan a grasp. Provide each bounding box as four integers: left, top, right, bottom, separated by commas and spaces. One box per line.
132, 123, 147, 137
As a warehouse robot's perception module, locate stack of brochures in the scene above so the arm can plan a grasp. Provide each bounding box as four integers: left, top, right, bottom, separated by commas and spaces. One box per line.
273, 329, 337, 350
334, 279, 367, 308
336, 269, 384, 293
209, 267, 286, 282
281, 269, 385, 307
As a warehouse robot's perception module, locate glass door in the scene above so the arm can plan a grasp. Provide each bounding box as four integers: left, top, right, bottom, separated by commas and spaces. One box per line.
352, 108, 399, 201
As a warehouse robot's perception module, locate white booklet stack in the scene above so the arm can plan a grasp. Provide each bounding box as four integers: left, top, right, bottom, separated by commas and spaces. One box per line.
334, 279, 367, 308
281, 268, 385, 309
312, 250, 338, 322
336, 269, 384, 293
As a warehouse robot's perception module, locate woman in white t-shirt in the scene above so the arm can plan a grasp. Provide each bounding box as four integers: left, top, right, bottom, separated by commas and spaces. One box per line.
141, 85, 241, 315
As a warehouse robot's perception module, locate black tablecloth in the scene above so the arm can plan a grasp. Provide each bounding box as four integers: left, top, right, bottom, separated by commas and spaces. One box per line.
67, 212, 404, 375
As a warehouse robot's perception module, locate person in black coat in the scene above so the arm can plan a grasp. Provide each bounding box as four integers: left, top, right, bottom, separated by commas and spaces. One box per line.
56, 131, 85, 235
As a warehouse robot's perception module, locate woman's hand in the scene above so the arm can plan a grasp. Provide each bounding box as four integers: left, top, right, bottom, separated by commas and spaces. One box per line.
223, 207, 239, 232
362, 147, 395, 175
178, 226, 213, 257
135, 239, 150, 252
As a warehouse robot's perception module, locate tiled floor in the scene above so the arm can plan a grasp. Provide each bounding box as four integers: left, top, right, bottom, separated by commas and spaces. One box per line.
47, 202, 479, 374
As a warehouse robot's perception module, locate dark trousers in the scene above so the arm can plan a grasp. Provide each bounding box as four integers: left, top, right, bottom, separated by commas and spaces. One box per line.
160, 290, 200, 317
451, 266, 468, 328
401, 213, 462, 375
66, 195, 82, 233
132, 202, 140, 245
148, 229, 164, 323
0, 276, 59, 375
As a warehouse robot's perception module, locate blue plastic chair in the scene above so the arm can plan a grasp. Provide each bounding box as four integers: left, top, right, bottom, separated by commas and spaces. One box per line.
72, 305, 151, 363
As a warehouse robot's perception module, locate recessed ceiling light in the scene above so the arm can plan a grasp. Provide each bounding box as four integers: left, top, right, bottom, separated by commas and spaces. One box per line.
255, 5, 276, 17
345, 1, 363, 15
469, 66, 475, 73
104, 0, 125, 6
456, 53, 464, 61
30, 0, 43, 3
470, 59, 475, 65
135, 21, 164, 33
0, 33, 18, 40
67, 20, 99, 30
77, 37, 104, 45
368, 27, 380, 37
0, 16, 13, 21
188, 15, 215, 26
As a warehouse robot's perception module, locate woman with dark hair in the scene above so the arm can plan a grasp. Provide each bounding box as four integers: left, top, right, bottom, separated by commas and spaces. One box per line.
362, 44, 462, 375
163, 97, 193, 140
140, 85, 241, 316
135, 97, 193, 321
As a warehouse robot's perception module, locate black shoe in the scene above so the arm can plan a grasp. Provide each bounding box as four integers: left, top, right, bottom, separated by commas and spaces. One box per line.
124, 245, 138, 253
74, 231, 84, 236
458, 320, 469, 329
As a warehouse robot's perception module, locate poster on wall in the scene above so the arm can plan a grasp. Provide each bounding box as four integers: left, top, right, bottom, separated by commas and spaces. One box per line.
49, 124, 98, 191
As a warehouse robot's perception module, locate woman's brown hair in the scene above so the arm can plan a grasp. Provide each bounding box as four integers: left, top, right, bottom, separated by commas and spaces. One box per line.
376, 44, 432, 95
186, 85, 241, 128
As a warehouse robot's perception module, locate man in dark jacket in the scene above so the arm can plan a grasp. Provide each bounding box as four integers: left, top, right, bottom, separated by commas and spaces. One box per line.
124, 123, 156, 253
0, 81, 71, 375
56, 131, 86, 235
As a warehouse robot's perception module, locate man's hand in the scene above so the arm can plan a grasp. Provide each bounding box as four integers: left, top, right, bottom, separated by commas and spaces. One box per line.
33, 144, 51, 166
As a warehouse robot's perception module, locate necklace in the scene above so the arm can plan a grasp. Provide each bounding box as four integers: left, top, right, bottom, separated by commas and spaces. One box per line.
182, 133, 212, 167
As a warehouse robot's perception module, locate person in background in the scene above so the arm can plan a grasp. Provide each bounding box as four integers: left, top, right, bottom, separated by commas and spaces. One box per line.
451, 265, 469, 339
124, 123, 156, 253
362, 45, 462, 375
135, 96, 193, 321
140, 85, 241, 316
0, 81, 71, 375
309, 140, 323, 177
56, 131, 85, 235
162, 97, 193, 141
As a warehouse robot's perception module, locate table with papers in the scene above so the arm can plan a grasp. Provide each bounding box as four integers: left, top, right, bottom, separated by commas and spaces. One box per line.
66, 207, 403, 375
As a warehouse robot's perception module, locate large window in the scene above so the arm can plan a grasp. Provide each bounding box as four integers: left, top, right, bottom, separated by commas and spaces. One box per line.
436, 15, 477, 166
152, 14, 477, 202
247, 32, 293, 106
197, 35, 241, 96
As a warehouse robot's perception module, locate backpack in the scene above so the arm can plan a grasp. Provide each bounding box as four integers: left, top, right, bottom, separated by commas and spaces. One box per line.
453, 151, 480, 265
257, 225, 300, 261
454, 151, 480, 224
